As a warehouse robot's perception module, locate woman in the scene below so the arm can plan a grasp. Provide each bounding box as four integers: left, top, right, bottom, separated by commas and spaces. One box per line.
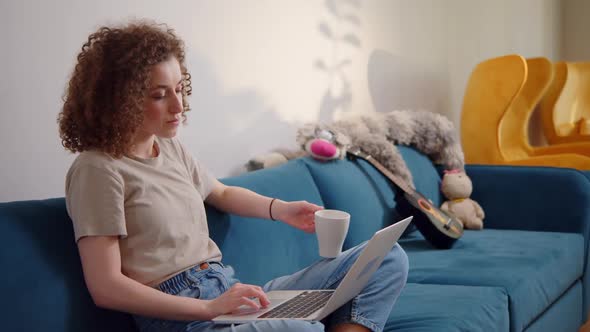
58, 20, 408, 332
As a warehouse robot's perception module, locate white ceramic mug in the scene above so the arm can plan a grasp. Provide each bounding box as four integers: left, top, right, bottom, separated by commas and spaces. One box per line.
314, 209, 350, 258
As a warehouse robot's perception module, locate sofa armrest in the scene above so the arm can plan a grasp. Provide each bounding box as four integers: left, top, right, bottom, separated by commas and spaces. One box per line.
466, 164, 590, 315
466, 164, 590, 238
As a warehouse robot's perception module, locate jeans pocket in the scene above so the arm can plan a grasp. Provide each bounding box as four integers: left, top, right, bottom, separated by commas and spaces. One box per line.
196, 270, 230, 300
176, 279, 202, 299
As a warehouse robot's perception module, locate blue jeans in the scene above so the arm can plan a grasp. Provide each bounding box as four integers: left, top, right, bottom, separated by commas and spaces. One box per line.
133, 242, 409, 332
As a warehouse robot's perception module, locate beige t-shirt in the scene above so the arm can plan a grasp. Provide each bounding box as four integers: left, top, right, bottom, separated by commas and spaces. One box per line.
65, 137, 222, 286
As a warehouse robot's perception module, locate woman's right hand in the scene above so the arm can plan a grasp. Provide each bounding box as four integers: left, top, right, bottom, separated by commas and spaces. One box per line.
206, 283, 271, 318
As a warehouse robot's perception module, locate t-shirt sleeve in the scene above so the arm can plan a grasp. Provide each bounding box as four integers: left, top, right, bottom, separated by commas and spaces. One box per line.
191, 158, 216, 199
65, 163, 127, 242
174, 139, 216, 199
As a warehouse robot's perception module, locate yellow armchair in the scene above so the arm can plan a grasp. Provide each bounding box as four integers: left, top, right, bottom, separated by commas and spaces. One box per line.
498, 57, 590, 169
540, 61, 590, 143
461, 55, 590, 169
461, 54, 527, 165
540, 62, 570, 144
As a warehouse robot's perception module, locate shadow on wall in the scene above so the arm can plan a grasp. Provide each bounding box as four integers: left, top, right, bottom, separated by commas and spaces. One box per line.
315, 0, 362, 122
181, 52, 296, 177
183, 1, 365, 177
367, 49, 450, 118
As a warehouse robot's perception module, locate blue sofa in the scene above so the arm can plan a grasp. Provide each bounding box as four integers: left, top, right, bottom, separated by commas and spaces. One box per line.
1, 147, 588, 332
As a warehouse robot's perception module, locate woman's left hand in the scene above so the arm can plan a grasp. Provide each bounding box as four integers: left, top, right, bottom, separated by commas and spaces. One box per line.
273, 200, 323, 233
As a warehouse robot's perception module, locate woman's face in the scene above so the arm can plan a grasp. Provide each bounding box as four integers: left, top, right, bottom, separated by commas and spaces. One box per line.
139, 56, 184, 139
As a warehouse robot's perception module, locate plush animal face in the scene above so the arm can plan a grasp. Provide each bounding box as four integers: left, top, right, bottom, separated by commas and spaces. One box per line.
296, 124, 350, 160
441, 170, 473, 200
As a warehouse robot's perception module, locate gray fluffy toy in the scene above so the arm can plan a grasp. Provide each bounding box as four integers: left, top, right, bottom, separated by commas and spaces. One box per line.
248, 110, 464, 190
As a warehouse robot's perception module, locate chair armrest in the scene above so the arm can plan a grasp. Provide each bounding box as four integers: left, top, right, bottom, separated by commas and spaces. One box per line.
466, 164, 590, 238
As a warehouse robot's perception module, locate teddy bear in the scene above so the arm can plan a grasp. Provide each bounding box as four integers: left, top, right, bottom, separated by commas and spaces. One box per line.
440, 169, 485, 230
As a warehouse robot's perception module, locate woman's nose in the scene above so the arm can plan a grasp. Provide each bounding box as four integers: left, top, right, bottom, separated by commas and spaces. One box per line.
171, 94, 183, 113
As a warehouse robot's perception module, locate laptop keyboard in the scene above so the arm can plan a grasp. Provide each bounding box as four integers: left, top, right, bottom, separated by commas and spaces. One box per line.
258, 290, 334, 319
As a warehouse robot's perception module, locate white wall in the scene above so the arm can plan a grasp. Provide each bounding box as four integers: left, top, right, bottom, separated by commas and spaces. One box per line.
562, 0, 590, 61
0, 0, 562, 202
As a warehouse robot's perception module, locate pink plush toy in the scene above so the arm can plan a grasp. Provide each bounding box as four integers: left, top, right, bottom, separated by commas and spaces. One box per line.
298, 126, 349, 161
304, 130, 342, 160
245, 127, 348, 171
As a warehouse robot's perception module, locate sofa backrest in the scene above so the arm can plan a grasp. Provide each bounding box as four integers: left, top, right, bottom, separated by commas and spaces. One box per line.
208, 159, 325, 286
0, 198, 137, 332
208, 146, 442, 284
302, 146, 443, 249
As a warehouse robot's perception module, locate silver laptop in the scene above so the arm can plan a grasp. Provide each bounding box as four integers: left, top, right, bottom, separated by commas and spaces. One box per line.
212, 216, 412, 324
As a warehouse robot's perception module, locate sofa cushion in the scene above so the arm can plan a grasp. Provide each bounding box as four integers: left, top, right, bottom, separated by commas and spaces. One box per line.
386, 283, 509, 332
207, 159, 325, 286
302, 146, 442, 247
400, 229, 584, 332
397, 146, 444, 205
301, 157, 401, 248
0, 198, 137, 332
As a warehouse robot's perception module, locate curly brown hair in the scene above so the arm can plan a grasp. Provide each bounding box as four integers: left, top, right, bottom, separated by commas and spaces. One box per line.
58, 20, 192, 158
